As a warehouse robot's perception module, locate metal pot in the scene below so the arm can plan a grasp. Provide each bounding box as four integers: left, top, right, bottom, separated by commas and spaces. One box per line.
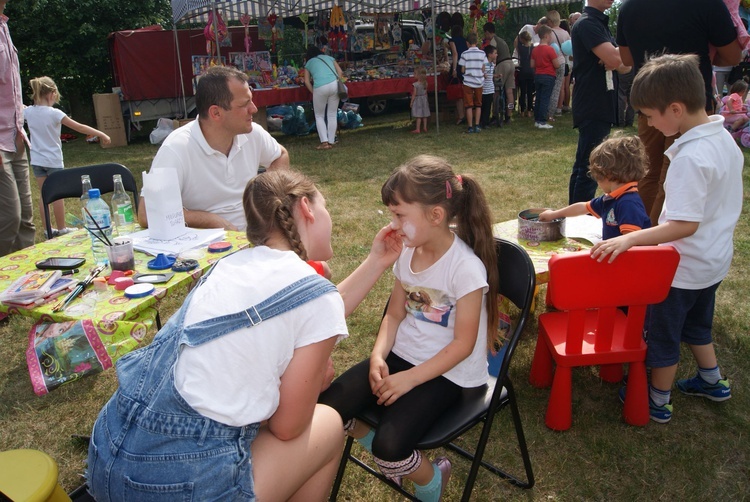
517, 208, 565, 242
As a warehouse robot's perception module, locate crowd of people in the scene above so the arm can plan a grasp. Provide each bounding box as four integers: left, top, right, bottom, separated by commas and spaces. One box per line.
1, 0, 748, 500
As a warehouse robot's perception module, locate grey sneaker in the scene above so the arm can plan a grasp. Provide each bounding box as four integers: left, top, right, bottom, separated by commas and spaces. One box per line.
435, 456, 452, 499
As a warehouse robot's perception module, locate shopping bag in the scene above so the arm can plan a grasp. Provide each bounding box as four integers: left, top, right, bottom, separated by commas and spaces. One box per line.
142, 169, 187, 240
337, 80, 349, 100
26, 319, 148, 395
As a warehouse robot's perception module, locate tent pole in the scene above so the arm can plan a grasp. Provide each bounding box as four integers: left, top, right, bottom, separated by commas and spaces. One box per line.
431, 2, 439, 134
174, 24, 188, 118
212, 0, 222, 62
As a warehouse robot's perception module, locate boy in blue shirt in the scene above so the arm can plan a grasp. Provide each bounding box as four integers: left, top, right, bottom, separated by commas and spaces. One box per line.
539, 134, 651, 239
591, 54, 742, 423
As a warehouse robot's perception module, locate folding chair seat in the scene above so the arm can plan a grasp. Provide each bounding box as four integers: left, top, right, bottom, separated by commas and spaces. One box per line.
529, 246, 679, 431
330, 238, 536, 501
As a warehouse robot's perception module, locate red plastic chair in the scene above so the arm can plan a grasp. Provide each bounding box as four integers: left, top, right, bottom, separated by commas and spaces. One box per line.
529, 246, 679, 431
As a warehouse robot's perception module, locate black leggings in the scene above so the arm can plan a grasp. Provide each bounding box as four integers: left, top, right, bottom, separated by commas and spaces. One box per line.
318, 353, 462, 461
518, 78, 534, 113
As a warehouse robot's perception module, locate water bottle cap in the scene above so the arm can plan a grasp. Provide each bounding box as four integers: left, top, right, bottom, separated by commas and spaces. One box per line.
88, 188, 101, 198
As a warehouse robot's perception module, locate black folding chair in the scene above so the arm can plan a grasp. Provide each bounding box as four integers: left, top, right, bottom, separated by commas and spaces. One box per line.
330, 238, 536, 501
41, 163, 140, 240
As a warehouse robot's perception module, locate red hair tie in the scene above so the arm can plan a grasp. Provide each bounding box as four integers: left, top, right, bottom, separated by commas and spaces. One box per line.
456, 174, 463, 185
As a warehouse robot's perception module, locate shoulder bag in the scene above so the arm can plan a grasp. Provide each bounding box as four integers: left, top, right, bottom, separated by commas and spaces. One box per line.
319, 57, 348, 100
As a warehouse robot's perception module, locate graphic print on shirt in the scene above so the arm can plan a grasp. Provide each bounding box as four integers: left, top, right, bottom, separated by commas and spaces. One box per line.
605, 208, 618, 227
403, 284, 453, 327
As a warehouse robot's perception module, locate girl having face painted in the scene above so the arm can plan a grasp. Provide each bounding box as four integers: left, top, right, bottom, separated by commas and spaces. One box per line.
319, 155, 498, 501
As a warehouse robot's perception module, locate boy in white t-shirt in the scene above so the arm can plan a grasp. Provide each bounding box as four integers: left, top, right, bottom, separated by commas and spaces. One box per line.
458, 32, 488, 133
591, 54, 743, 424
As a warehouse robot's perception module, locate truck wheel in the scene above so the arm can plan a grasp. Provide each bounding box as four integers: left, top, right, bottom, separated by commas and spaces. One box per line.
365, 97, 389, 115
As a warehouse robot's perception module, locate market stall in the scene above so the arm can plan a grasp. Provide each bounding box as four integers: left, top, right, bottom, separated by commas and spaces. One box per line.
166, 0, 563, 130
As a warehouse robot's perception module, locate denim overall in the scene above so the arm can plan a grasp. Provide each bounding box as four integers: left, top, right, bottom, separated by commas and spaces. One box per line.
87, 268, 337, 501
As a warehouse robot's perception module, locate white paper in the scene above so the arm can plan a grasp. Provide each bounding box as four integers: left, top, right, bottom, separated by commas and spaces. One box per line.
142, 169, 187, 241
130, 228, 226, 256
563, 215, 602, 244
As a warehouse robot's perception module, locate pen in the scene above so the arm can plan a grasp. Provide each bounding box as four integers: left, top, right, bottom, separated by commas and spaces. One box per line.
62, 269, 79, 276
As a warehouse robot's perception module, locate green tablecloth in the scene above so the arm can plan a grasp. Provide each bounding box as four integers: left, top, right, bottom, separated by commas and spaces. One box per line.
0, 229, 248, 324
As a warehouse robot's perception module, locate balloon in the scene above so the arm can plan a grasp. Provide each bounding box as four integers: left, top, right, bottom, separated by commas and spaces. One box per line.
561, 39, 573, 56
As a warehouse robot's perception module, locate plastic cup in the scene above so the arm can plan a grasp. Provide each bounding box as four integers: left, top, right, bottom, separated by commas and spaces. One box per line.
106, 237, 135, 271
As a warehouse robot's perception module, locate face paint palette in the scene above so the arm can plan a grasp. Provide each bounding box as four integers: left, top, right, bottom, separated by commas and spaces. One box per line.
208, 241, 233, 253
132, 272, 175, 284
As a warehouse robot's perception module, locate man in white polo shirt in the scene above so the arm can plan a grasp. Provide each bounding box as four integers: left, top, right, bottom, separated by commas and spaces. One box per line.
138, 66, 289, 231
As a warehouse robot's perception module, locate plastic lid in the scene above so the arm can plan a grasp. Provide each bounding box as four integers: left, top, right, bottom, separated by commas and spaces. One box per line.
147, 253, 176, 270
88, 188, 101, 198
124, 283, 155, 298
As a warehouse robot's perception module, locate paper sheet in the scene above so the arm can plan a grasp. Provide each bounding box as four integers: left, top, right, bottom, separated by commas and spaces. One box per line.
130, 228, 225, 256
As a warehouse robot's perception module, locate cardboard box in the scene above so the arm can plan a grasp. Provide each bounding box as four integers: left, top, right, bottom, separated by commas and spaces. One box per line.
92, 93, 128, 148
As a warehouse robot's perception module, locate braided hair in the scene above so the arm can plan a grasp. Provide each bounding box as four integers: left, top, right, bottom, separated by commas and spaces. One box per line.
243, 170, 318, 260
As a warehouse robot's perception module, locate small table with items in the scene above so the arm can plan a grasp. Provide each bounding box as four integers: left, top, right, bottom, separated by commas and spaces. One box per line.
0, 229, 248, 395
493, 215, 601, 284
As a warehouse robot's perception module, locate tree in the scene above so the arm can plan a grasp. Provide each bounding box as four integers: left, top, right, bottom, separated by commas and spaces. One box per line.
7, 0, 172, 121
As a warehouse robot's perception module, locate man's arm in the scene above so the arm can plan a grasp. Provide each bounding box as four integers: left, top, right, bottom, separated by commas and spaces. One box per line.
713, 40, 743, 67
268, 145, 290, 171
591, 42, 629, 72
619, 45, 634, 67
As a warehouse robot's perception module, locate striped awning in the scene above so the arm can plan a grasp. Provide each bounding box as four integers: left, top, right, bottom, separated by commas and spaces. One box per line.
171, 0, 563, 23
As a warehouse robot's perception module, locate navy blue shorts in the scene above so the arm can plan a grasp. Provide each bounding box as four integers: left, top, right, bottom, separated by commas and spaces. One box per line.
645, 282, 721, 368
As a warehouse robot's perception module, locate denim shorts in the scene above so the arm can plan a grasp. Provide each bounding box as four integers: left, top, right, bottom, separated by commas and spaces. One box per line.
645, 282, 721, 368
32, 165, 62, 177
87, 394, 259, 501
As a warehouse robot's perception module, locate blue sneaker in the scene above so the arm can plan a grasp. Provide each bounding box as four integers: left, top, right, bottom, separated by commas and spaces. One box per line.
473, 126, 481, 133
618, 386, 673, 423
466, 126, 475, 134
649, 399, 673, 424
677, 373, 731, 402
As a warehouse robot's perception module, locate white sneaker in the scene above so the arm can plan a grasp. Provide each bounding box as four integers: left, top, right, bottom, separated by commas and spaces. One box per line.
536, 123, 553, 129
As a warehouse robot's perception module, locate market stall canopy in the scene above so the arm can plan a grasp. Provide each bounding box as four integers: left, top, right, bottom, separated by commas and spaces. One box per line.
171, 0, 566, 23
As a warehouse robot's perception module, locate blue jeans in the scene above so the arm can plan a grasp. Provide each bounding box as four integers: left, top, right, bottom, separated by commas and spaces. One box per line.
534, 74, 555, 124
569, 119, 611, 204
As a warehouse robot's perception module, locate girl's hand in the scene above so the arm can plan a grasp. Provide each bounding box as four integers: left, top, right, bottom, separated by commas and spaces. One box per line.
369, 356, 389, 392
372, 370, 418, 406
100, 134, 111, 146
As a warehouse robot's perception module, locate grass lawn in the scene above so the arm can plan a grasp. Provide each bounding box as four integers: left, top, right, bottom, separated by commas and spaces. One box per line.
1, 109, 749, 500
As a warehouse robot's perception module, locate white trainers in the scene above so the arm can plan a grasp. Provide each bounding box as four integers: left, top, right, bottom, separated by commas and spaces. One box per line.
535, 122, 553, 129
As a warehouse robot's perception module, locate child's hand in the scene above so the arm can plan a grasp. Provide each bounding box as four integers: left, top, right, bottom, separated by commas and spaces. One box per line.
538, 210, 556, 222
590, 234, 634, 263
373, 371, 418, 406
369, 356, 389, 392
100, 134, 112, 146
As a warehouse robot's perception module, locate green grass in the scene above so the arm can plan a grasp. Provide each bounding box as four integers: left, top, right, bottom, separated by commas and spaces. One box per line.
1, 111, 749, 500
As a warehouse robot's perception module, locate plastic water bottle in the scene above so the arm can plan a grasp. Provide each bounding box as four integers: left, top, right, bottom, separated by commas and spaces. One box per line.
85, 189, 113, 265
111, 174, 135, 236
80, 175, 92, 225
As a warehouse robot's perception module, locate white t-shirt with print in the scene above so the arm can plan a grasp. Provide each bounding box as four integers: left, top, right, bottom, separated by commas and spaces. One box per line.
175, 247, 348, 426
661, 115, 743, 290
392, 234, 489, 388
24, 105, 67, 168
